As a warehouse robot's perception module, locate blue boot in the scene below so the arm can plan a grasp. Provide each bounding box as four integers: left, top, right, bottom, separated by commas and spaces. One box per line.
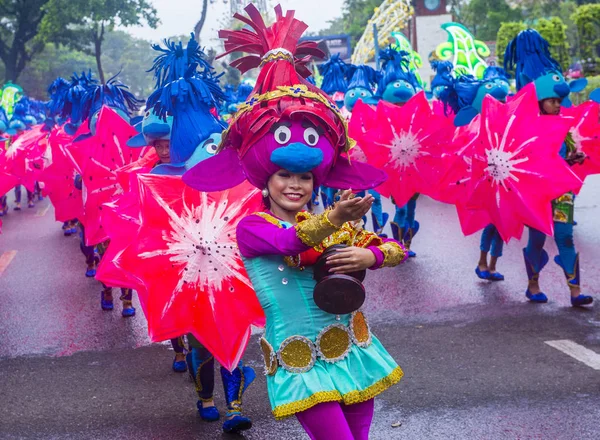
101, 289, 114, 311
403, 221, 419, 258
120, 288, 136, 317
523, 249, 548, 303
221, 363, 255, 433
371, 212, 389, 237
186, 348, 219, 421
554, 254, 593, 308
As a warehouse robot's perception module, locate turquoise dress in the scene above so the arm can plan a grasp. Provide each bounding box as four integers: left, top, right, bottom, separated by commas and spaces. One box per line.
241, 216, 403, 419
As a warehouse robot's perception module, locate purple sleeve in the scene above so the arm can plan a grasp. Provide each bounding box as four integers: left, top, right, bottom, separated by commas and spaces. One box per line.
367, 237, 405, 270
236, 215, 311, 259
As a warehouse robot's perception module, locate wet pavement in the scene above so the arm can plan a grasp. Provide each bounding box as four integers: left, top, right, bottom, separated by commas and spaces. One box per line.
1, 177, 600, 439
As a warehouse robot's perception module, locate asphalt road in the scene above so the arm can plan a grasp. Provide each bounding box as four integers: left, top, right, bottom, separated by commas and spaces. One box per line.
1, 177, 600, 440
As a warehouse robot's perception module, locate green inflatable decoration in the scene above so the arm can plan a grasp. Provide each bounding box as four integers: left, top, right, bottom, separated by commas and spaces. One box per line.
435, 23, 490, 79
1, 82, 23, 118
390, 31, 424, 87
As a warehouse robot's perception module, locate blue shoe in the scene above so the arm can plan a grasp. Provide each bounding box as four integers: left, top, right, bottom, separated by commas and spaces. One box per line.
407, 250, 416, 258
571, 295, 593, 308
122, 306, 136, 317
172, 358, 187, 373
197, 401, 220, 422
222, 413, 252, 433
101, 290, 114, 311
526, 290, 548, 303
488, 271, 505, 281
475, 267, 491, 280
85, 267, 96, 277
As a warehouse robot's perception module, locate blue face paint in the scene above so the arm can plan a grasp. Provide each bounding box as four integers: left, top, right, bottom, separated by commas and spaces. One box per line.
270, 142, 324, 173
344, 87, 373, 112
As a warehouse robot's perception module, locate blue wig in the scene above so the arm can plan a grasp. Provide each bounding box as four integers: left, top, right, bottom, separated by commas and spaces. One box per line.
346, 64, 378, 91
377, 48, 420, 93
236, 82, 254, 102
483, 66, 510, 83
148, 64, 226, 165
318, 53, 349, 95
81, 73, 142, 120
431, 60, 455, 89
62, 71, 98, 124
148, 33, 213, 89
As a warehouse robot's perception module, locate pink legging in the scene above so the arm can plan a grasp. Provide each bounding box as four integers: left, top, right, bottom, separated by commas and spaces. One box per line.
296, 399, 375, 440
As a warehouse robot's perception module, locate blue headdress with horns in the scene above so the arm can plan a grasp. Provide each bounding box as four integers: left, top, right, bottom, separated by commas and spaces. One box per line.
504, 29, 586, 106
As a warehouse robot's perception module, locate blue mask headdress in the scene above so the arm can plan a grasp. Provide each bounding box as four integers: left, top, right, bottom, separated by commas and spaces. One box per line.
60, 71, 98, 134
504, 29, 586, 106
6, 101, 28, 135
318, 53, 349, 106
343, 64, 378, 111
374, 48, 420, 105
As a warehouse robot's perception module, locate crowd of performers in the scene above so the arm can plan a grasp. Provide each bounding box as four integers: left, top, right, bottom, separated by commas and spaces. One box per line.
1, 4, 600, 439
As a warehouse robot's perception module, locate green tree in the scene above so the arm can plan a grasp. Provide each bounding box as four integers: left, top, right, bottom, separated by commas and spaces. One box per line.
319, 0, 382, 49
0, 0, 49, 82
571, 4, 600, 62
497, 17, 571, 74
462, 0, 523, 41
496, 21, 527, 67
39, 0, 158, 84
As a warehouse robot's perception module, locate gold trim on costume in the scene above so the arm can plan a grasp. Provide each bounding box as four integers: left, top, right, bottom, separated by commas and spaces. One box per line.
272, 366, 404, 420
277, 335, 317, 373
350, 311, 372, 348
316, 323, 352, 362
379, 242, 407, 267
295, 211, 340, 247
259, 337, 278, 376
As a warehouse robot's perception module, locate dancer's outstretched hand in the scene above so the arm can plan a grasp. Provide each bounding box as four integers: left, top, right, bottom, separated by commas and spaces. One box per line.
328, 190, 373, 227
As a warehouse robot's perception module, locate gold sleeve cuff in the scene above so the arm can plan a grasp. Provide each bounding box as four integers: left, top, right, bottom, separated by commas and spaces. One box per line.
379, 242, 407, 268
295, 211, 341, 247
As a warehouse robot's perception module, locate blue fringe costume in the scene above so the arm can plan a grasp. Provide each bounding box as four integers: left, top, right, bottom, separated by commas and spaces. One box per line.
504, 29, 592, 306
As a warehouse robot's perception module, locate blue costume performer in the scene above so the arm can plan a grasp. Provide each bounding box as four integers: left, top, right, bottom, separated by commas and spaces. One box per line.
372, 48, 422, 256
127, 34, 255, 433
438, 66, 511, 281
504, 29, 592, 307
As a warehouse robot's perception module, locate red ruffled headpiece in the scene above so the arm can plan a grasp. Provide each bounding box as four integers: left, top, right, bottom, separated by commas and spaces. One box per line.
217, 4, 351, 158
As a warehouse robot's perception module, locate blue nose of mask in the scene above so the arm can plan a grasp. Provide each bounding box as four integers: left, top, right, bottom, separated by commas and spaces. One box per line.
270, 142, 323, 173
554, 83, 570, 98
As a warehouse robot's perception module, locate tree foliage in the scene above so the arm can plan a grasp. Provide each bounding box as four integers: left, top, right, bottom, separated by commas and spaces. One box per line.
319, 0, 383, 49
0, 31, 157, 101
571, 4, 600, 62
460, 0, 523, 42
0, 0, 49, 82
39, 0, 158, 83
496, 17, 571, 73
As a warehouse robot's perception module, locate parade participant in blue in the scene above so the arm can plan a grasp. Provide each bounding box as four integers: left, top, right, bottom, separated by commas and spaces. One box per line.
0, 105, 9, 216
439, 68, 511, 281
504, 29, 592, 307
129, 33, 254, 433
344, 64, 388, 236
374, 48, 422, 256
6, 101, 36, 209
75, 73, 142, 316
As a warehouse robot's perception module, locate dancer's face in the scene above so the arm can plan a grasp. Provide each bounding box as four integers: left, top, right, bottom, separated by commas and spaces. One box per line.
267, 169, 313, 213
153, 139, 171, 163
539, 98, 561, 116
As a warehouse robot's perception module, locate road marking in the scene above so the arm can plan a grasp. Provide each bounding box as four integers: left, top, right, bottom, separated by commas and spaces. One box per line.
545, 339, 600, 371
36, 205, 50, 217
0, 251, 17, 277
